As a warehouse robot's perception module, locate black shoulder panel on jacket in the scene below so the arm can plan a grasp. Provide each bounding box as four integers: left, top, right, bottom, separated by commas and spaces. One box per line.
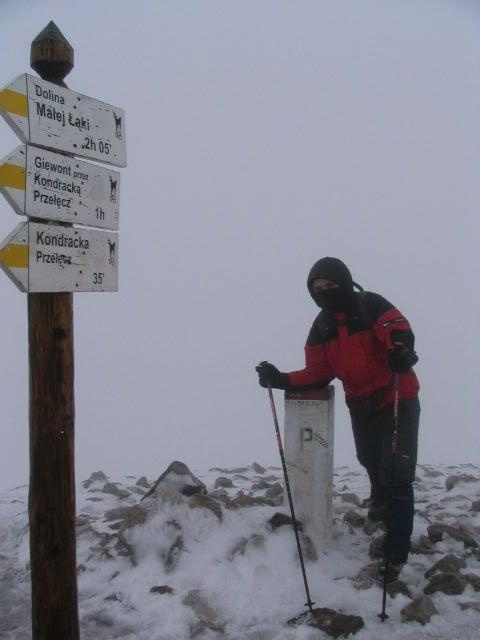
363, 292, 395, 323
306, 292, 395, 345
306, 312, 338, 345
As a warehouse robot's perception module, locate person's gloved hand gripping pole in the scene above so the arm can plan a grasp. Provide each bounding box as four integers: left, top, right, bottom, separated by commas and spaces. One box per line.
255, 361, 291, 390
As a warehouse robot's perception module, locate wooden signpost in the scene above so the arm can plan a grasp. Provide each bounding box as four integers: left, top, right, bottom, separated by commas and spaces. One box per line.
0, 22, 127, 639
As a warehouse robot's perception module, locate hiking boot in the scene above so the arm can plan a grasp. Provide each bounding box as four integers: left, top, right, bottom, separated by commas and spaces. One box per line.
377, 562, 404, 584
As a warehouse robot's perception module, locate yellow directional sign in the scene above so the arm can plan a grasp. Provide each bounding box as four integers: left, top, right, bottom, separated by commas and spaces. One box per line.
0, 74, 127, 167
0, 145, 120, 229
0, 87, 28, 117
0, 160, 25, 189
0, 222, 118, 293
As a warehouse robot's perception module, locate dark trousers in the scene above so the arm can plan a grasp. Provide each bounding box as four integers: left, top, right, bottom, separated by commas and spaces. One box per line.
349, 397, 420, 564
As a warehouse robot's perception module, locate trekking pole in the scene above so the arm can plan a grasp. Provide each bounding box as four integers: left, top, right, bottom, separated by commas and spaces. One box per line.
378, 373, 400, 622
267, 383, 315, 613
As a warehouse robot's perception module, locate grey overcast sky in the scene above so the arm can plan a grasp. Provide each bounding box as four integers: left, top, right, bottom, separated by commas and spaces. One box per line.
0, 0, 479, 491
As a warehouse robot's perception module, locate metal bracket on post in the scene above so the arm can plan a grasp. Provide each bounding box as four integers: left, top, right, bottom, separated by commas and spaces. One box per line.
284, 386, 335, 551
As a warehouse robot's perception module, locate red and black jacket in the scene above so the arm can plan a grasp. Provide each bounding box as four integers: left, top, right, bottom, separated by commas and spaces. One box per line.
288, 291, 419, 410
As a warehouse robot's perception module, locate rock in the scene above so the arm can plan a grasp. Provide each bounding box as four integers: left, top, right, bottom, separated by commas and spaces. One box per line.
387, 579, 412, 599
142, 461, 206, 502
268, 512, 302, 530
439, 494, 470, 505
150, 585, 174, 595
213, 476, 233, 489
427, 522, 479, 548
460, 601, 480, 612
465, 573, 480, 591
209, 488, 228, 500
225, 491, 275, 509
104, 593, 120, 602
82, 470, 108, 489
209, 466, 249, 474
299, 533, 318, 561
362, 518, 384, 536
76, 514, 99, 537
339, 493, 362, 507
457, 521, 480, 547
424, 554, 466, 578
445, 474, 479, 491
252, 462, 266, 474
189, 494, 223, 521
401, 595, 438, 625
136, 476, 150, 488
227, 534, 265, 560
410, 535, 436, 555
164, 535, 184, 572
424, 572, 467, 596
420, 466, 444, 478
472, 500, 480, 512
128, 486, 147, 496
102, 482, 130, 499
227, 536, 248, 560
183, 589, 226, 634
288, 607, 364, 638
251, 479, 276, 491
369, 535, 384, 560
343, 509, 365, 529
265, 483, 284, 505
103, 505, 147, 529
352, 562, 380, 590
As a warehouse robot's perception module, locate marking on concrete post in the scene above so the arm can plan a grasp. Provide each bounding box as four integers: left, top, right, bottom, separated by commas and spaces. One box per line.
284, 387, 335, 550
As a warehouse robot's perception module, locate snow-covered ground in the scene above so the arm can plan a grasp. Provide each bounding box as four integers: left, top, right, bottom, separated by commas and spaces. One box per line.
1, 462, 479, 639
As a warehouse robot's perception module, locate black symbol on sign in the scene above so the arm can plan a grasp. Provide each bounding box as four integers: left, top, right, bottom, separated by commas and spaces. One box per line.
109, 176, 117, 202
108, 238, 116, 264
113, 112, 122, 139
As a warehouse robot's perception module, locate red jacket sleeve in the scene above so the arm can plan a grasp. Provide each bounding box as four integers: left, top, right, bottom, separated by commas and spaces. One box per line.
287, 343, 334, 388
372, 306, 415, 350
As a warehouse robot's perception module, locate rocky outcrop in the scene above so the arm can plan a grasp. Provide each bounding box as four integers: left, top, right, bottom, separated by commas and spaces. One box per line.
142, 461, 206, 502
288, 607, 364, 638
424, 572, 467, 596
424, 554, 466, 578
401, 595, 438, 625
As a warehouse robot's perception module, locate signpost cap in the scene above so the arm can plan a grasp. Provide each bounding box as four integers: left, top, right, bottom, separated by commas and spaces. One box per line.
31, 21, 74, 83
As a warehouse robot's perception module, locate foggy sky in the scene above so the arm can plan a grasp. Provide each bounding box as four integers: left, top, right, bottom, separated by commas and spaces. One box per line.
1, 0, 479, 491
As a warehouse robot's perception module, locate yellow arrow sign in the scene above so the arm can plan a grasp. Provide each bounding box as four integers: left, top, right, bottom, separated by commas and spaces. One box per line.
0, 223, 28, 291
0, 88, 28, 117
0, 162, 25, 190
0, 242, 28, 268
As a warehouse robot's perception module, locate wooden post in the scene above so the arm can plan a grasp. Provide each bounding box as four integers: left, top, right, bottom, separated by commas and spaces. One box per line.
28, 22, 79, 640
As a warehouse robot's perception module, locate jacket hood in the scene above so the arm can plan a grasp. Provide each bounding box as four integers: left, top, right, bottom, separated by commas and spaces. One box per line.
307, 257, 354, 296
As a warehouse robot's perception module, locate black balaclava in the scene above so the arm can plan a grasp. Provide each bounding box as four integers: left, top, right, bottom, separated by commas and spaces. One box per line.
307, 257, 358, 313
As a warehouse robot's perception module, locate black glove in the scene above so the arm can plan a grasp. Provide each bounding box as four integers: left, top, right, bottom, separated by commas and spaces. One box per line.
388, 345, 418, 373
255, 361, 290, 389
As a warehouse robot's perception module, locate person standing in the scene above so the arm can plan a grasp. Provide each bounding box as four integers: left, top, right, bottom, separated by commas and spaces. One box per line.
256, 257, 420, 581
